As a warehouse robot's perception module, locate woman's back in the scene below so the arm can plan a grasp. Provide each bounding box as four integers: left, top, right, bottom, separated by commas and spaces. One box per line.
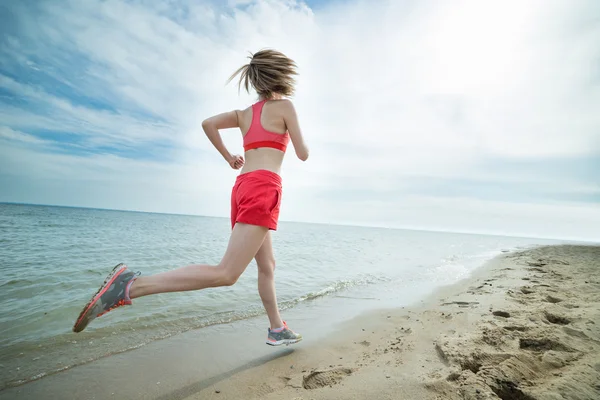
237, 98, 307, 175
238, 100, 288, 136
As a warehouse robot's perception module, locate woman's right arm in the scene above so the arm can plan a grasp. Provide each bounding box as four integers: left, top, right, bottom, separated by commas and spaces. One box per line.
202, 110, 244, 169
282, 100, 309, 161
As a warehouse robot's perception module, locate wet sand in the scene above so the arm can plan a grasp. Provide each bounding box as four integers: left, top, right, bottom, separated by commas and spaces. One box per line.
2, 245, 598, 400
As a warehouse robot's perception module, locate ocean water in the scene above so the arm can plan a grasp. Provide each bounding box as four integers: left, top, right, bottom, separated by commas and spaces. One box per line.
0, 203, 561, 390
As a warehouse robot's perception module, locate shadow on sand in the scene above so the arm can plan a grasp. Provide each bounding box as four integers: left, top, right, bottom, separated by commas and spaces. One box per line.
154, 348, 295, 400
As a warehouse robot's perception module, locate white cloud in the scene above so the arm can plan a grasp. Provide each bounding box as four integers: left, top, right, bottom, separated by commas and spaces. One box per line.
0, 126, 47, 145
1, 0, 599, 240
0, 74, 177, 149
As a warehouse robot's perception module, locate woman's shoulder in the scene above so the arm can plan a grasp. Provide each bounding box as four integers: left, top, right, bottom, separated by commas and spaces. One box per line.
264, 98, 296, 114
266, 98, 294, 106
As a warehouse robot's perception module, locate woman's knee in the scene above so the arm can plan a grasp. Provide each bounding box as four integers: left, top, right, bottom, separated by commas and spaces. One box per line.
216, 267, 241, 287
224, 274, 240, 286
257, 259, 276, 279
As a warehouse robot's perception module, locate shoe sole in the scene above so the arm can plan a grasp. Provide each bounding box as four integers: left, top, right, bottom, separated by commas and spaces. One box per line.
266, 337, 303, 346
72, 263, 127, 333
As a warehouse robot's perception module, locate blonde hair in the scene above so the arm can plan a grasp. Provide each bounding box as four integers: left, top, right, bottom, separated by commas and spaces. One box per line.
227, 49, 298, 99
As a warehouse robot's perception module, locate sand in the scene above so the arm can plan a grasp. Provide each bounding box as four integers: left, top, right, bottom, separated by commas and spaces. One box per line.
2, 244, 598, 400
179, 245, 600, 400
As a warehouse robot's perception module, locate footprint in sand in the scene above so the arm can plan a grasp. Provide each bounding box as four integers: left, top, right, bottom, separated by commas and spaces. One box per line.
492, 311, 511, 318
520, 287, 535, 294
489, 378, 538, 400
519, 338, 574, 353
302, 368, 354, 389
503, 325, 529, 332
528, 267, 547, 274
544, 311, 571, 325
544, 295, 564, 304
441, 301, 479, 308
527, 261, 548, 267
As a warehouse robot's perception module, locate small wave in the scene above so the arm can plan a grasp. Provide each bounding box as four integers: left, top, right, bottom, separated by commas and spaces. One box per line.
0, 278, 34, 288
281, 275, 388, 309
85, 268, 104, 275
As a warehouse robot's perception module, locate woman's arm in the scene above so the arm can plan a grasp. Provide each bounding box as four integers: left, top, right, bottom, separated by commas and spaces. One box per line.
201, 110, 241, 165
281, 100, 309, 161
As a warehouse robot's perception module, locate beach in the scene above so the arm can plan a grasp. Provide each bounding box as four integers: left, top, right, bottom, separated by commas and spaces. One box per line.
179, 244, 600, 400
2, 244, 598, 399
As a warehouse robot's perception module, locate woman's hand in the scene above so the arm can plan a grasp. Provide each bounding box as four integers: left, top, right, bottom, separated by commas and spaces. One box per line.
228, 154, 244, 170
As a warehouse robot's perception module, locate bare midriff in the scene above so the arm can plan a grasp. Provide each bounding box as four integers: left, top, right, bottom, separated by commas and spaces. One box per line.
240, 147, 285, 176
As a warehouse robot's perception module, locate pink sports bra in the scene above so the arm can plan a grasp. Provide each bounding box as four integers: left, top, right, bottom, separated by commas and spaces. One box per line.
243, 100, 290, 152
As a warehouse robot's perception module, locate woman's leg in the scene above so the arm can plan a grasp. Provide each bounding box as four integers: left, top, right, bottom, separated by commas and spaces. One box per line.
255, 232, 285, 329
129, 223, 268, 299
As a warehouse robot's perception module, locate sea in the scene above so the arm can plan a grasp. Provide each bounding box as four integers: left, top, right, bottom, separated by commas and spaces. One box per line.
0, 203, 563, 391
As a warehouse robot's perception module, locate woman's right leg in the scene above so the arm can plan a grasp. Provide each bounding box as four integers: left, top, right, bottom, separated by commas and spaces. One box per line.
73, 222, 269, 333
129, 222, 268, 299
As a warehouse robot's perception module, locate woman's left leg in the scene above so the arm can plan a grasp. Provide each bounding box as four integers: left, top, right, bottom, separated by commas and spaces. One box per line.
255, 231, 303, 346
255, 231, 284, 329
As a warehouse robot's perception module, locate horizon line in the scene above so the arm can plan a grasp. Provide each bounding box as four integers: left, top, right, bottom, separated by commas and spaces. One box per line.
1, 201, 597, 244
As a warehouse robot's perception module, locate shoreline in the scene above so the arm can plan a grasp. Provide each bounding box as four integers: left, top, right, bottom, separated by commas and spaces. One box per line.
2, 244, 598, 399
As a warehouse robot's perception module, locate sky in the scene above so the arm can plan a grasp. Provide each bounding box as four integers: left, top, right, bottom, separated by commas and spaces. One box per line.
0, 0, 599, 241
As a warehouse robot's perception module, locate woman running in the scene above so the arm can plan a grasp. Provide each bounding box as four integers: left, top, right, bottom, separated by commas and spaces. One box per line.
73, 49, 309, 347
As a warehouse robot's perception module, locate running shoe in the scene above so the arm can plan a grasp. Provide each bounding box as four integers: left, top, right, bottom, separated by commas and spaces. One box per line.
72, 263, 140, 333
266, 321, 303, 346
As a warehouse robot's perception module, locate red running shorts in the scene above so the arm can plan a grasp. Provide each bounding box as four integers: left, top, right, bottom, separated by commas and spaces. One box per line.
230, 169, 282, 231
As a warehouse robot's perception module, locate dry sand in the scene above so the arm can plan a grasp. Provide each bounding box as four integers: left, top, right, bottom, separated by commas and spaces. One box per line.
180, 245, 600, 400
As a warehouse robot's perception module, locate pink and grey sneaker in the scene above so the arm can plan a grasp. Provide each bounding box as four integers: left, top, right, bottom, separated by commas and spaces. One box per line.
266, 321, 303, 346
72, 263, 140, 333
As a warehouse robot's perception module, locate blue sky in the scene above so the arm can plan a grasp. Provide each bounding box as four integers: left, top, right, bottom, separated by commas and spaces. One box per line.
0, 0, 599, 241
